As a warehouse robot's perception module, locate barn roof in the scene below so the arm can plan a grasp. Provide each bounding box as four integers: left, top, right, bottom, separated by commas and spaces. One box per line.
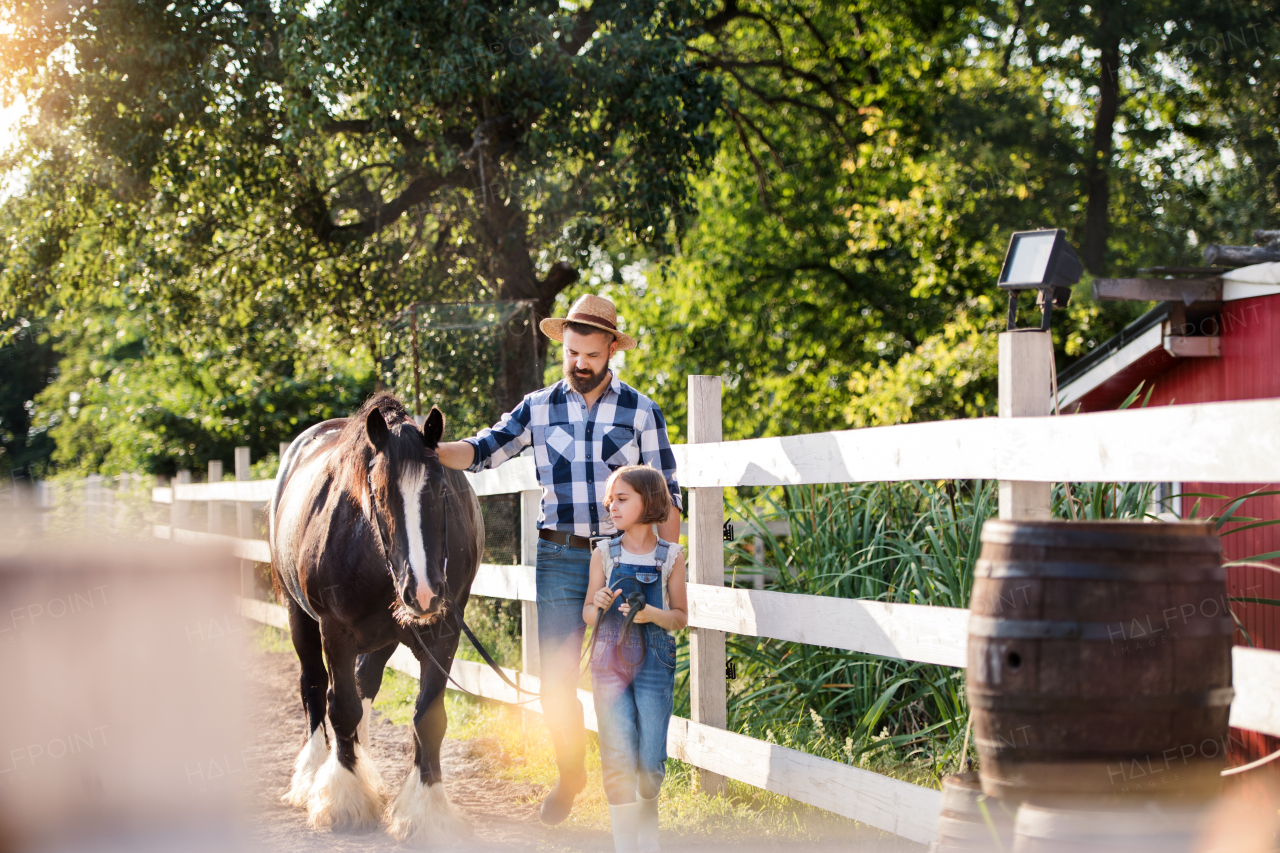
1057, 262, 1280, 411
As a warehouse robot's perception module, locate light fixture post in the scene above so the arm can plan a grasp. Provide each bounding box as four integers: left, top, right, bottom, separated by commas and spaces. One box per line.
994, 228, 1079, 520
998, 228, 1081, 331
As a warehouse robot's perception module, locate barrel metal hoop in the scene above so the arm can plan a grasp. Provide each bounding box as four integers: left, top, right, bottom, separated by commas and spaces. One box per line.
934, 814, 1005, 841
974, 559, 1226, 583
971, 743, 1230, 764
967, 614, 1234, 640
968, 686, 1235, 712
1014, 804, 1210, 840
980, 522, 1221, 555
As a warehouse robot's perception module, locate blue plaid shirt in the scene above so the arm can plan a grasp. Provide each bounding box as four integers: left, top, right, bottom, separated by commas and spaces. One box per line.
464, 373, 682, 537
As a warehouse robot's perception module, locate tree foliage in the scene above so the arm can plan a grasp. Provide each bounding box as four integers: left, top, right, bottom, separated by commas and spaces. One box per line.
0, 0, 722, 409
2, 0, 1278, 471
30, 308, 374, 475
0, 318, 57, 479
612, 0, 1277, 439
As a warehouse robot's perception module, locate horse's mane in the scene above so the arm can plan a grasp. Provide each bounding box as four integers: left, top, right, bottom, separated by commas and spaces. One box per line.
332, 393, 419, 521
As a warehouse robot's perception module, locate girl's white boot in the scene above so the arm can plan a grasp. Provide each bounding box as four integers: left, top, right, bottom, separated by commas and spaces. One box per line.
637, 793, 660, 853
608, 801, 641, 853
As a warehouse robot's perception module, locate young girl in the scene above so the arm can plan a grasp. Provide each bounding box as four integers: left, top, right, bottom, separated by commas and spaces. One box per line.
584, 465, 688, 853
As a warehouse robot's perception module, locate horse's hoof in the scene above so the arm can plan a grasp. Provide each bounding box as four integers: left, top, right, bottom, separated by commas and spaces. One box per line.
306, 743, 386, 830
538, 769, 586, 825
282, 726, 328, 808
386, 773, 473, 844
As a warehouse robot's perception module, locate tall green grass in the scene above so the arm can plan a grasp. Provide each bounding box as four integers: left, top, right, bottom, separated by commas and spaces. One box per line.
716, 481, 993, 785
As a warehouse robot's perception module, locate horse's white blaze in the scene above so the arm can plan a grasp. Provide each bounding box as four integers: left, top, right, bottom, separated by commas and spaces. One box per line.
386, 772, 472, 842
282, 726, 328, 808
398, 463, 430, 602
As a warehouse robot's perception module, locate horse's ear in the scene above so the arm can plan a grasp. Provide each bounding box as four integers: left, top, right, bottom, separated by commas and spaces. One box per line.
422, 406, 445, 449
366, 407, 391, 453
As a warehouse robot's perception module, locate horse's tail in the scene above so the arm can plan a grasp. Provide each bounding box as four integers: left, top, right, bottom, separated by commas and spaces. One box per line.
270, 563, 284, 606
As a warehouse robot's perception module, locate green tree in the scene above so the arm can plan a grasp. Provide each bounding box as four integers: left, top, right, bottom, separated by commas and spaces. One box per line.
6, 0, 1277, 476
0, 0, 721, 413
611, 0, 1273, 438
1161, 3, 1280, 239
614, 0, 1109, 438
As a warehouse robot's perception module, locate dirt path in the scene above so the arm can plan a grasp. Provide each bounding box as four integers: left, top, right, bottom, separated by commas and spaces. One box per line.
245, 649, 600, 853
244, 650, 916, 852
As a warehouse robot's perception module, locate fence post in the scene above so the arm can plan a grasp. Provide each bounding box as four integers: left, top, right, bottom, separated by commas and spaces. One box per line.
687, 375, 727, 796
208, 461, 223, 535
235, 447, 253, 598
520, 489, 541, 678
170, 470, 191, 534
104, 476, 116, 534
998, 330, 1054, 520
35, 480, 53, 534
85, 473, 102, 531
114, 473, 128, 532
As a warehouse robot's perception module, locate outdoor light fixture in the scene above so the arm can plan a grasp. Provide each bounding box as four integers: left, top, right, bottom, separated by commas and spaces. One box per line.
998, 228, 1082, 330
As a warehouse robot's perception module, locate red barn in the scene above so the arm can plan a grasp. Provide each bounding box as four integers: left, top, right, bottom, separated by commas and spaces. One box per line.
1058, 264, 1280, 773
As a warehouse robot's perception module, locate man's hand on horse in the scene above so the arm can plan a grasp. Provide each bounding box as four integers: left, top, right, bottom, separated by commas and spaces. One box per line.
436, 440, 476, 470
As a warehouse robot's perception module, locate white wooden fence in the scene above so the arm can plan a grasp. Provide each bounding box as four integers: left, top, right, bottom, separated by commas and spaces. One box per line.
151, 336, 1280, 846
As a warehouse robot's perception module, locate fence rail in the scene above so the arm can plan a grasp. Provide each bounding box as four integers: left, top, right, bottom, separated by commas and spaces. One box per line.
154, 371, 1280, 846
672, 398, 1280, 487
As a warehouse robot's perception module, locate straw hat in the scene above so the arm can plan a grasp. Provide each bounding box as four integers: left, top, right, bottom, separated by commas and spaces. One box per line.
539, 294, 637, 351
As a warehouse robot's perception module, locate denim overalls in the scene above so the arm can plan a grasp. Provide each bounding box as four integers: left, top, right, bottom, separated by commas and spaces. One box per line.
591, 536, 678, 805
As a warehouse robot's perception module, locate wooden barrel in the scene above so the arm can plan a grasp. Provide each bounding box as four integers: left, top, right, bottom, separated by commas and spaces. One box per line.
1010, 800, 1209, 853
931, 772, 1016, 852
968, 520, 1232, 802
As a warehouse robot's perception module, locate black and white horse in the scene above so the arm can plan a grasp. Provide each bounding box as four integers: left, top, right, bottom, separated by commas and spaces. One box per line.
269, 394, 482, 840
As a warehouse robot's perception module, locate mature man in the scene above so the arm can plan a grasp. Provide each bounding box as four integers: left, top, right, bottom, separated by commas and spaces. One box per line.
437, 293, 681, 824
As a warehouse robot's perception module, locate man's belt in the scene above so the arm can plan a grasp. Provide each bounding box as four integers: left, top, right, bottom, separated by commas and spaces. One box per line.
538, 529, 602, 551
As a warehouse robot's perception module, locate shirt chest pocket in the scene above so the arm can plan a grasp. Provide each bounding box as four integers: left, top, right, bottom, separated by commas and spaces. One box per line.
602, 425, 640, 469
533, 423, 578, 468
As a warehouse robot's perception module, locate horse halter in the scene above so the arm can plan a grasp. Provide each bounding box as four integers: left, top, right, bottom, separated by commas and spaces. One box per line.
365, 462, 399, 582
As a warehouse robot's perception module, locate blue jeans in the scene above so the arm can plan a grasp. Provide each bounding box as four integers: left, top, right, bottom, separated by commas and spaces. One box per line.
591, 620, 677, 804
535, 539, 592, 776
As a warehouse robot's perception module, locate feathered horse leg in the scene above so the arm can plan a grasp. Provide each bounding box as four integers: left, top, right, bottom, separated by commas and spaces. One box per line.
304, 633, 385, 830
282, 597, 331, 808
386, 642, 472, 843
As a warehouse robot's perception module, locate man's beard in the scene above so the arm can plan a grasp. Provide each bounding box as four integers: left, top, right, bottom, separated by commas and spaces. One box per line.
564, 362, 609, 394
